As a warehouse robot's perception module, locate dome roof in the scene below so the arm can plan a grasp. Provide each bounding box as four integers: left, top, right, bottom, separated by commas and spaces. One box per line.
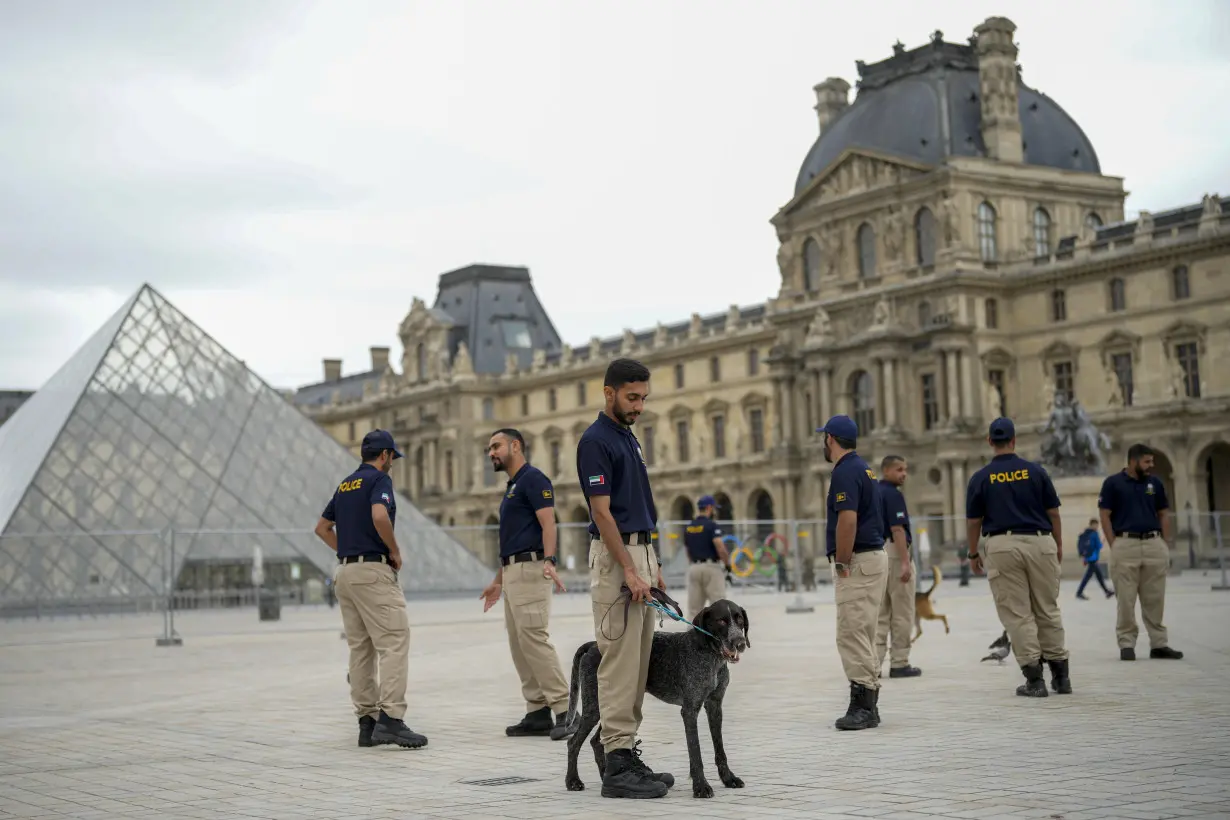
794, 38, 1100, 196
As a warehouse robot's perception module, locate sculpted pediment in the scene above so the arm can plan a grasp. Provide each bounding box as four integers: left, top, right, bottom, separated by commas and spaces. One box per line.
398, 297, 453, 341
788, 149, 934, 213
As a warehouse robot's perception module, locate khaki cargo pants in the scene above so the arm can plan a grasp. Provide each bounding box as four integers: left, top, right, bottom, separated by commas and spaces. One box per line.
1109, 535, 1171, 650
875, 548, 915, 670
335, 559, 410, 720
832, 549, 888, 688
590, 534, 656, 753
502, 558, 570, 714
984, 533, 1068, 666
686, 561, 726, 620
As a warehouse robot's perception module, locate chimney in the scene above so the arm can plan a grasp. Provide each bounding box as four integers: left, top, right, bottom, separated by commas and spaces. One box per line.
322, 358, 342, 382
812, 77, 851, 135
973, 16, 1024, 163
370, 346, 390, 372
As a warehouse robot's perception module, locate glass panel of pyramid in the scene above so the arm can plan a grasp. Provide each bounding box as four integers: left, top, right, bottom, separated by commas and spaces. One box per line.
0, 284, 492, 607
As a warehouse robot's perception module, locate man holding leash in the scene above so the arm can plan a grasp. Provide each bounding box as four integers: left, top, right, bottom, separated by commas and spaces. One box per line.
966, 417, 1071, 698
874, 454, 921, 679
478, 428, 575, 741
576, 357, 673, 800
819, 415, 887, 731
683, 494, 730, 620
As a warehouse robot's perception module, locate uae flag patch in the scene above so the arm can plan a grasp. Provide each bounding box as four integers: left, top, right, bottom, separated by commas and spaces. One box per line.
588, 475, 605, 486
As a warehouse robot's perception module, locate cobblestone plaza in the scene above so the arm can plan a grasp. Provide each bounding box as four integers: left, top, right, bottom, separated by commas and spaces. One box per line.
2, 574, 1228, 819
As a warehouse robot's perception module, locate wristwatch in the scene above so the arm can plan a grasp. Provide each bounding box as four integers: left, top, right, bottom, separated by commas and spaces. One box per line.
834, 562, 847, 574
968, 551, 980, 561
544, 555, 558, 565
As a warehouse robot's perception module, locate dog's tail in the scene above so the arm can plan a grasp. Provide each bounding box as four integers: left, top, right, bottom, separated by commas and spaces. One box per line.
924, 564, 941, 597
565, 640, 597, 725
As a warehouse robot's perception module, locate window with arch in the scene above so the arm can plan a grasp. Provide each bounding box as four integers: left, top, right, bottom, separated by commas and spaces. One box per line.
1033, 207, 1052, 257
914, 207, 936, 267
1172, 265, 1191, 300
1051, 289, 1067, 322
1085, 212, 1103, 233
850, 370, 876, 434
985, 298, 999, 329
977, 201, 998, 262
1108, 278, 1126, 312
802, 238, 821, 291
857, 223, 876, 278
917, 300, 932, 328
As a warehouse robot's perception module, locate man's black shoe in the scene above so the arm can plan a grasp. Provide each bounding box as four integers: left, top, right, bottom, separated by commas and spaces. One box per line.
548, 711, 576, 741
506, 706, 553, 737
1150, 646, 1184, 660
1076, 593, 1089, 600
628, 739, 674, 788
600, 748, 668, 799
1046, 658, 1072, 694
1016, 662, 1049, 697
1120, 647, 1136, 661
371, 711, 428, 749
835, 682, 877, 730
358, 715, 376, 748
889, 665, 922, 678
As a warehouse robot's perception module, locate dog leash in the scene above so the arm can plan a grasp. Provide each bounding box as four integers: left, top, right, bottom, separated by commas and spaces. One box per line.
599, 584, 717, 641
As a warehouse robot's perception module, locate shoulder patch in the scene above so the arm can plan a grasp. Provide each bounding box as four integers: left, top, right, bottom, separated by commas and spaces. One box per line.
835, 492, 847, 502
542, 489, 552, 499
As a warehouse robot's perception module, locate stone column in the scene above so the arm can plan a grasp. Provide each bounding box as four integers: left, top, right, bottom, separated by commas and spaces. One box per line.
961, 351, 978, 419
882, 358, 897, 427
952, 460, 967, 530
782, 375, 797, 447
428, 439, 439, 489
772, 378, 785, 445
945, 350, 960, 422
942, 462, 955, 519
818, 367, 832, 419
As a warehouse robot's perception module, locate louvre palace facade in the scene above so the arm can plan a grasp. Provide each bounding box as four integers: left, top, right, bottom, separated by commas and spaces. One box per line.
295, 17, 1230, 569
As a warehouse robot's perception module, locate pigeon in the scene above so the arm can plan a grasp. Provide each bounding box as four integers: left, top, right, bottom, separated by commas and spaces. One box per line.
981, 630, 1011, 664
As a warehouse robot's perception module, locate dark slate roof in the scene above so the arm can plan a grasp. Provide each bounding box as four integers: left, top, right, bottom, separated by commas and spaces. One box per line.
292, 369, 381, 408
1092, 198, 1230, 245
432, 264, 563, 375
795, 35, 1100, 195
0, 390, 33, 425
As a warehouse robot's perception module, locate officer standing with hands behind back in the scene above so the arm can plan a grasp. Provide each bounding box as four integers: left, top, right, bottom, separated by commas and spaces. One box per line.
683, 494, 731, 620
819, 415, 887, 732
314, 429, 428, 750
966, 417, 1071, 699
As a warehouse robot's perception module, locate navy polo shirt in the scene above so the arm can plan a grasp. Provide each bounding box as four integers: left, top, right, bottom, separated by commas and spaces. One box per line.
966, 454, 1060, 535
576, 412, 657, 538
499, 463, 555, 558
825, 452, 885, 557
321, 463, 396, 559
1098, 470, 1169, 534
683, 516, 723, 562
879, 480, 913, 547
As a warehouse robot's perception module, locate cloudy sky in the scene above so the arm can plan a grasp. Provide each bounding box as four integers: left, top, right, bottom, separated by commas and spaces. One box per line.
1, 0, 1227, 391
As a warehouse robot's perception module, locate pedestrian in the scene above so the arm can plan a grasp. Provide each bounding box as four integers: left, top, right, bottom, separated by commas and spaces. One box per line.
1098, 444, 1183, 661
965, 417, 1070, 698
576, 357, 673, 799
683, 494, 730, 620
477, 428, 575, 741
818, 414, 887, 731
874, 454, 921, 679
1075, 518, 1114, 600
313, 429, 428, 749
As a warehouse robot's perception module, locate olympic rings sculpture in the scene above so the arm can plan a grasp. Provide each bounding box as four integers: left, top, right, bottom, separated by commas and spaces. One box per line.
724, 533, 790, 579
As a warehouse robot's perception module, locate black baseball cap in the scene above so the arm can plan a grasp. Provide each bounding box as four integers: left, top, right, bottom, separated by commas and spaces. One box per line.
988, 417, 1015, 443
362, 429, 404, 459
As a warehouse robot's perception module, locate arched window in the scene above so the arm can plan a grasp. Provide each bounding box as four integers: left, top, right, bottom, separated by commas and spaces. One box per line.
1033, 207, 1052, 257
917, 300, 932, 328
850, 370, 876, 434
1108, 278, 1126, 312
857, 223, 876, 278
1172, 265, 1190, 300
977, 201, 997, 262
914, 207, 936, 267
802, 238, 821, 291
1085, 212, 1103, 233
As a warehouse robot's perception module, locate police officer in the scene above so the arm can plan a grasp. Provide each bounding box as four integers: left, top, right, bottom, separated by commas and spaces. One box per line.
682, 494, 730, 620
1098, 443, 1183, 661
966, 417, 1070, 698
818, 415, 886, 731
314, 429, 428, 749
576, 358, 672, 800
874, 454, 921, 679
478, 427, 575, 741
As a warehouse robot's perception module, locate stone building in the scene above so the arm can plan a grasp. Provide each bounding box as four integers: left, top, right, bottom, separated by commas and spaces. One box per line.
296, 16, 1230, 571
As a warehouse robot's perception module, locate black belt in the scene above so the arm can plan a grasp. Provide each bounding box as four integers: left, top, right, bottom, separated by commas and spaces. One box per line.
501, 550, 544, 567
826, 547, 884, 563
622, 531, 651, 545
984, 529, 1051, 538
339, 554, 388, 565
689, 557, 721, 565
1115, 530, 1162, 539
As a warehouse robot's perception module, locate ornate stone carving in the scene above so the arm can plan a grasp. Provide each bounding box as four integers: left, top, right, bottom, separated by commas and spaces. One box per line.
1168, 366, 1186, 400
819, 227, 844, 278
505, 352, 519, 375
1135, 210, 1154, 237
1105, 369, 1123, 408
653, 323, 667, 347
532, 348, 547, 371
940, 191, 961, 246
1202, 193, 1221, 219
689, 313, 703, 338
1039, 393, 1112, 477
622, 328, 636, 354
588, 336, 602, 358
983, 379, 1003, 419
882, 205, 905, 261
727, 304, 741, 329
777, 241, 798, 285
871, 296, 892, 328
803, 306, 834, 348
453, 342, 473, 376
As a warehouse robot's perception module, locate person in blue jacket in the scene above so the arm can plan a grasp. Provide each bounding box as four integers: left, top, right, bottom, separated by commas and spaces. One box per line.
1075, 518, 1114, 600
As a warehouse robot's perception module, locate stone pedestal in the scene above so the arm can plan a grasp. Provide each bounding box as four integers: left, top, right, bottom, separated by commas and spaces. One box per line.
1054, 475, 1105, 580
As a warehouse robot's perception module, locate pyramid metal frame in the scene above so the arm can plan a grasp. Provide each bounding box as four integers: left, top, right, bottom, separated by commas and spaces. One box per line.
0, 284, 491, 608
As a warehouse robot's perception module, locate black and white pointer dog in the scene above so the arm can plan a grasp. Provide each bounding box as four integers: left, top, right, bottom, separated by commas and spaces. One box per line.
563, 598, 750, 798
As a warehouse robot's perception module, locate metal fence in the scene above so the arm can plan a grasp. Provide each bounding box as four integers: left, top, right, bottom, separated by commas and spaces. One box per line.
2, 511, 1228, 626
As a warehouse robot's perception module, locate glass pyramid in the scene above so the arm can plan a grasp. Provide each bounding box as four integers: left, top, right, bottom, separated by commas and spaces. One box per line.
0, 284, 491, 607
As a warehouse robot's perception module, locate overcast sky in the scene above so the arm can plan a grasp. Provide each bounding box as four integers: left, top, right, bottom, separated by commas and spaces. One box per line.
1, 0, 1227, 391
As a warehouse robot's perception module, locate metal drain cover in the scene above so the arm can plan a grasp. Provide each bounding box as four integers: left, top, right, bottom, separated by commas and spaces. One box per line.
460, 775, 542, 787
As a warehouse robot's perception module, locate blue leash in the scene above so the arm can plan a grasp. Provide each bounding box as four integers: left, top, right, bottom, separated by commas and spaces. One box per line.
644, 594, 718, 640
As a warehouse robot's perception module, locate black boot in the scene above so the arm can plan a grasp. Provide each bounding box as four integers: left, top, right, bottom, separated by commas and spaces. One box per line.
1046, 658, 1072, 694
870, 686, 881, 727
370, 710, 428, 748
357, 715, 376, 747
548, 710, 576, 741
600, 748, 668, 799
835, 682, 877, 730
505, 706, 553, 737
1150, 646, 1184, 660
1015, 662, 1049, 698
628, 739, 674, 788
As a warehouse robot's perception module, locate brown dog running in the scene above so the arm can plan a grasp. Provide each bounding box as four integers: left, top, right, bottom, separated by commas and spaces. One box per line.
912, 565, 949, 643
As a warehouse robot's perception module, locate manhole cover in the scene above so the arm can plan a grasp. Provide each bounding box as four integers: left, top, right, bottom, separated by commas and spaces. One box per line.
460, 776, 542, 787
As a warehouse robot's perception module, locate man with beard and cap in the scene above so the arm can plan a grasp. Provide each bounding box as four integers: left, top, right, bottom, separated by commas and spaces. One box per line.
682, 494, 730, 620
874, 454, 921, 679
1098, 443, 1184, 662
478, 427, 574, 741
818, 414, 887, 731
966, 417, 1071, 698
576, 357, 672, 799
314, 429, 428, 750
